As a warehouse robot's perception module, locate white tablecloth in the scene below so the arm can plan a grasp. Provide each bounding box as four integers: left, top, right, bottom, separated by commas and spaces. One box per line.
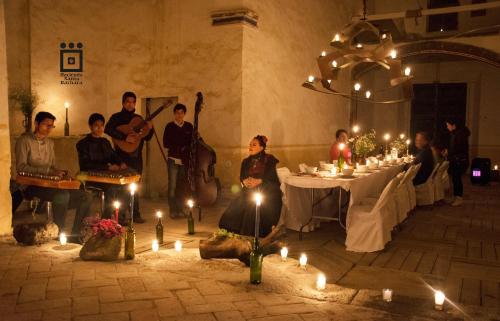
283, 164, 405, 232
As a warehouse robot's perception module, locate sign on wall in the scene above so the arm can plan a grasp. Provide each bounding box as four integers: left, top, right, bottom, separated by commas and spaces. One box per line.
60, 42, 83, 85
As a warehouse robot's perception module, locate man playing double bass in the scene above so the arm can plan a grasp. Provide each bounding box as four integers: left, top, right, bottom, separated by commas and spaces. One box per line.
163, 103, 193, 219
105, 91, 152, 223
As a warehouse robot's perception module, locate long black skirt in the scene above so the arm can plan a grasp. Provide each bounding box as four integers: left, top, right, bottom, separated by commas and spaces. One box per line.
219, 187, 282, 237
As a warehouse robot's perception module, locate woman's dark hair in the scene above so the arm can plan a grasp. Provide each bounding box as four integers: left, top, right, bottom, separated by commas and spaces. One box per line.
335, 129, 348, 139
254, 135, 268, 149
34, 112, 56, 124
416, 131, 431, 142
122, 91, 136, 103
88, 113, 105, 126
173, 103, 187, 113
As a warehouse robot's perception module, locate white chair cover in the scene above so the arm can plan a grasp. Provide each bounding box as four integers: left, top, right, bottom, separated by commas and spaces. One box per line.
346, 175, 401, 252
395, 169, 413, 223
433, 161, 449, 202
415, 163, 440, 206
276, 167, 291, 227
405, 163, 420, 209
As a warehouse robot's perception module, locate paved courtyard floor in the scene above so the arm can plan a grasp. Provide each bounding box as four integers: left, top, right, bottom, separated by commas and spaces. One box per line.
2, 180, 499, 321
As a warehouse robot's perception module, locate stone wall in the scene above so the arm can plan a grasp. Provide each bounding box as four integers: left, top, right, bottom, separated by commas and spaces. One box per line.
0, 0, 13, 235
241, 0, 355, 171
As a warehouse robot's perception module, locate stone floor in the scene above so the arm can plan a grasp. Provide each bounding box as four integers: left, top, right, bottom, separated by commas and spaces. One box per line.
2, 180, 499, 321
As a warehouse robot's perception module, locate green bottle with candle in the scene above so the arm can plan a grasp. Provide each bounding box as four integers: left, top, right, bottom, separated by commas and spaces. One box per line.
156, 211, 164, 244
249, 237, 263, 284
187, 199, 195, 235
338, 148, 345, 172
124, 219, 135, 260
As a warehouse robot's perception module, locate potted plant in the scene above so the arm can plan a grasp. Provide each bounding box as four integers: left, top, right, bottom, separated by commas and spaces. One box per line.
9, 88, 39, 133
79, 217, 124, 261
354, 129, 377, 164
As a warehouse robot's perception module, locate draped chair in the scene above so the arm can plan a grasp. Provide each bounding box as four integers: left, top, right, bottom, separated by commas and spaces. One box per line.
415, 163, 441, 206
405, 164, 420, 210
434, 161, 450, 202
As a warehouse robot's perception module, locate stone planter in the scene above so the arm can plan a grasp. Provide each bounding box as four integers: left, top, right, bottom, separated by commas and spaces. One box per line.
79, 235, 122, 261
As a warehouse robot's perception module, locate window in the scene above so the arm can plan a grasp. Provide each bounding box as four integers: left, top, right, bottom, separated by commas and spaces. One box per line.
427, 0, 459, 32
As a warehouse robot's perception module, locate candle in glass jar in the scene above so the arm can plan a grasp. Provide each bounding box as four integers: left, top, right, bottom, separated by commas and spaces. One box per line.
59, 233, 67, 246
434, 291, 445, 310
174, 240, 182, 252
280, 247, 288, 261
299, 253, 307, 269
382, 288, 393, 302
316, 274, 326, 290
152, 240, 159, 253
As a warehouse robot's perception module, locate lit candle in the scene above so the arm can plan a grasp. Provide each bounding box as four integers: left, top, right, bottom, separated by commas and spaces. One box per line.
299, 253, 307, 269
129, 183, 137, 224
156, 210, 162, 219
59, 233, 67, 246
390, 49, 397, 59
404, 67, 411, 76
254, 193, 262, 240
316, 274, 326, 291
308, 75, 314, 83
339, 143, 345, 151
333, 33, 340, 42
354, 83, 361, 91
494, 165, 498, 171
152, 240, 159, 253
327, 79, 332, 84
280, 247, 288, 261
400, 133, 405, 139
356, 42, 363, 49
434, 291, 445, 310
64, 101, 70, 137
406, 139, 411, 156
320, 51, 326, 57
174, 240, 182, 252
384, 133, 390, 154
352, 125, 360, 134
187, 199, 194, 211
365, 90, 371, 99
382, 288, 393, 302
113, 201, 120, 222
381, 33, 387, 39
332, 60, 338, 68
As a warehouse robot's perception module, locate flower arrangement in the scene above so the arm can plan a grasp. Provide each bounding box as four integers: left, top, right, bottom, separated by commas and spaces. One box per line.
389, 137, 407, 156
9, 88, 40, 133
354, 129, 377, 157
84, 217, 124, 239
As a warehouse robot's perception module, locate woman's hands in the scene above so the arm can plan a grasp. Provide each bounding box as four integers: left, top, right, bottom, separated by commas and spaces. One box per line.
242, 177, 263, 189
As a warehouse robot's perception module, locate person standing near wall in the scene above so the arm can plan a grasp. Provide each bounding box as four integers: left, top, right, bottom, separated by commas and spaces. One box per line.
162, 104, 193, 219
445, 119, 471, 206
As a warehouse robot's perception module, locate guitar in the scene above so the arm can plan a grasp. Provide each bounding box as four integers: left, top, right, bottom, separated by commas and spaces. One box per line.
112, 100, 172, 153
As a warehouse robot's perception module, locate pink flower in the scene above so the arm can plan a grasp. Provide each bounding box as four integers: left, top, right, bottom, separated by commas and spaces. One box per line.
84, 218, 124, 238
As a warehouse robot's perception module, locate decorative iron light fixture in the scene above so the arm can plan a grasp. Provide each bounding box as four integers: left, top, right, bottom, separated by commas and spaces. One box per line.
303, 20, 414, 104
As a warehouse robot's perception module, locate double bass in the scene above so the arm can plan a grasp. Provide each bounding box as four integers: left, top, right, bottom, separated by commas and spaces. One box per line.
177, 92, 220, 206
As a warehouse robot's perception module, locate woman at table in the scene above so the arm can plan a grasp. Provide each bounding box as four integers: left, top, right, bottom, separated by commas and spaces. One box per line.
330, 129, 352, 164
219, 135, 282, 237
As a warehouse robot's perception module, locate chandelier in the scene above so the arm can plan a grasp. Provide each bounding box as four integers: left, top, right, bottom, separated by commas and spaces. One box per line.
303, 20, 413, 104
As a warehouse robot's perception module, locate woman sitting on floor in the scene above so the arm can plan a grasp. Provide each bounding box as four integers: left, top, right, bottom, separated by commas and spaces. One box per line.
219, 135, 282, 237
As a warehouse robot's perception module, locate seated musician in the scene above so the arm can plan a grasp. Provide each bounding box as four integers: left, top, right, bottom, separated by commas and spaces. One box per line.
329, 129, 352, 164
163, 103, 193, 219
219, 135, 282, 237
76, 113, 128, 220
15, 112, 92, 244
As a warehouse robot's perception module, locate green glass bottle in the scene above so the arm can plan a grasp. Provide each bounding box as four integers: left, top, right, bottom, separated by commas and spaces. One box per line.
156, 216, 164, 244
124, 220, 135, 260
187, 210, 195, 235
338, 148, 345, 172
249, 238, 263, 284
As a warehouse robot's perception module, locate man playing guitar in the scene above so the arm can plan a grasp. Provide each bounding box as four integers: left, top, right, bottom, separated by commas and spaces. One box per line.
15, 111, 92, 243
104, 92, 153, 223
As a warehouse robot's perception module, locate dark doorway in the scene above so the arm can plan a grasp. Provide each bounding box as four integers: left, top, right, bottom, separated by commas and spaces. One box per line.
410, 83, 467, 149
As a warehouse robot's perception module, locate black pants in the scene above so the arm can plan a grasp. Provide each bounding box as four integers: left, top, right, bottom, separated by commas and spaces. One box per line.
23, 186, 92, 236
167, 158, 186, 214
449, 160, 468, 197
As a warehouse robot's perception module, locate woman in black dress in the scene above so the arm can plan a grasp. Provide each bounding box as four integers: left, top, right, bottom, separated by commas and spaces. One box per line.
219, 135, 282, 237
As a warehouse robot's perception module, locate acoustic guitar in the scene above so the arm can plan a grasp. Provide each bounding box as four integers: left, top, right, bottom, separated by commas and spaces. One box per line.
112, 100, 172, 153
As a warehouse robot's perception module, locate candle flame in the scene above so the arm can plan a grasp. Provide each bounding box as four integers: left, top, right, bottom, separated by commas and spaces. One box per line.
113, 201, 120, 209
174, 240, 182, 252
254, 193, 263, 206
152, 240, 159, 253
352, 125, 360, 133
129, 183, 137, 194
280, 247, 288, 261
308, 75, 314, 83
187, 199, 194, 208
156, 211, 162, 218
354, 83, 361, 91
339, 143, 345, 151
64, 101, 70, 109
316, 273, 326, 290
384, 133, 390, 141
59, 233, 67, 245
390, 49, 397, 59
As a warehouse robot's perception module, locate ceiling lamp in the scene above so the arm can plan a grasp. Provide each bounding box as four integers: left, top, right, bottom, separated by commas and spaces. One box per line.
302, 20, 413, 104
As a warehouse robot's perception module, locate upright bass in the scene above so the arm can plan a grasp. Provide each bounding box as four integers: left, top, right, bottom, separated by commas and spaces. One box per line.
177, 92, 220, 207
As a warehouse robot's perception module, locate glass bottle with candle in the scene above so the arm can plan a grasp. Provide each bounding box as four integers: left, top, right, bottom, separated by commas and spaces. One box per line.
64, 102, 70, 136
187, 200, 195, 235
156, 211, 164, 244
249, 237, 263, 284
124, 219, 135, 260
338, 147, 345, 172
